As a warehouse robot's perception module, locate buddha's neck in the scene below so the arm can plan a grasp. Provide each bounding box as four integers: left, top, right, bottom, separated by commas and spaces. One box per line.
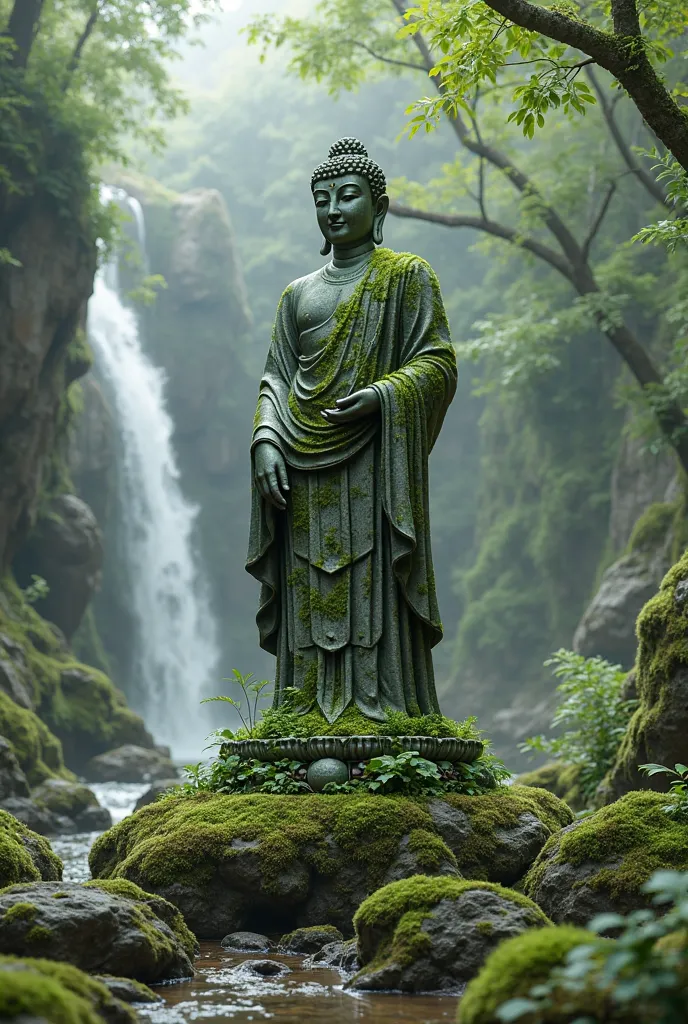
332, 239, 376, 268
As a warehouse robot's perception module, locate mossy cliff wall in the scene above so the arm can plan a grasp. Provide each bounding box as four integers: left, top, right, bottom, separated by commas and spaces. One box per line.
0, 124, 153, 776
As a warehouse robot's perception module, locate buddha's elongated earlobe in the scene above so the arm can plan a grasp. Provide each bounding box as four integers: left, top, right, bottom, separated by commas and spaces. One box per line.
373, 194, 389, 246
320, 238, 332, 256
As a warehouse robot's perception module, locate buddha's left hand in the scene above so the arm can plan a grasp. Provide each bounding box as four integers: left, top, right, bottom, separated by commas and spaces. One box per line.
321, 387, 380, 424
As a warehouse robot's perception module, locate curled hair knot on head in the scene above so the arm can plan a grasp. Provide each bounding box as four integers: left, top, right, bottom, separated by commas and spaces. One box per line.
311, 138, 387, 203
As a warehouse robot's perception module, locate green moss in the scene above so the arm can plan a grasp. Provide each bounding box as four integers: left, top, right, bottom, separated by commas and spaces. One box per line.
0, 574, 151, 773
627, 501, 676, 554
253, 703, 481, 740
25, 924, 52, 944
84, 878, 197, 961
475, 920, 493, 936
608, 545, 688, 793
0, 955, 137, 1024
458, 925, 598, 1024
407, 829, 457, 871
442, 785, 573, 879
517, 762, 584, 812
89, 792, 452, 896
353, 875, 549, 981
32, 781, 98, 819
0, 810, 62, 887
3, 902, 37, 924
524, 790, 688, 900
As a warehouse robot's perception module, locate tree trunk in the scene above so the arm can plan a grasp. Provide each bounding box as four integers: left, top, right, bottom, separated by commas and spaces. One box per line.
4, 0, 44, 69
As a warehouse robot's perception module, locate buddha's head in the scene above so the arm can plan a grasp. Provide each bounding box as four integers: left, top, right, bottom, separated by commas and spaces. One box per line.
311, 138, 389, 256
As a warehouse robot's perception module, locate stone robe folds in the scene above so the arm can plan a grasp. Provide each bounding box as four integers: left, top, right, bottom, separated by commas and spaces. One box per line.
246, 249, 457, 723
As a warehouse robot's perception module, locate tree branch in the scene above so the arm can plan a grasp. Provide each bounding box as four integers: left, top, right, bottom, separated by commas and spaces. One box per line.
480, 0, 688, 174
345, 38, 425, 73
582, 181, 617, 262
63, 5, 99, 87
2, 0, 44, 69
388, 200, 574, 281
585, 66, 670, 209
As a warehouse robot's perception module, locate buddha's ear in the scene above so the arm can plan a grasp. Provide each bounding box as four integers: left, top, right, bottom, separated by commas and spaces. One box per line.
320, 238, 332, 256
373, 194, 389, 245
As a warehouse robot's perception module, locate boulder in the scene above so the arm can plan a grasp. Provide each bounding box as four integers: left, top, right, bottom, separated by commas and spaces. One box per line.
88, 788, 571, 939
13, 494, 103, 641
278, 925, 343, 954
0, 956, 138, 1024
0, 808, 62, 886
426, 785, 573, 885
84, 744, 178, 783
0, 880, 196, 984
350, 875, 550, 993
31, 778, 112, 833
303, 938, 359, 973
134, 778, 180, 811
221, 931, 273, 952
524, 791, 688, 924
92, 976, 161, 1005
604, 548, 688, 802
457, 925, 603, 1024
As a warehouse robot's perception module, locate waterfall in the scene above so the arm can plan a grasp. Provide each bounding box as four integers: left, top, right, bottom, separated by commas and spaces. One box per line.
87, 191, 220, 759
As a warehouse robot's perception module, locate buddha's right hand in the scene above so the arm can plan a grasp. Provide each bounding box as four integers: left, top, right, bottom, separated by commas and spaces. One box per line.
254, 442, 289, 510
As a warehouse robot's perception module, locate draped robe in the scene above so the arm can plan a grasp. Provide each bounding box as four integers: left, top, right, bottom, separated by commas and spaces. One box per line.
246, 248, 457, 723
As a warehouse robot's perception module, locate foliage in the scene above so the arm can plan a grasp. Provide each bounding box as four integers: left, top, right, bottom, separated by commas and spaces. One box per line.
0, 0, 219, 242
497, 869, 688, 1024
633, 156, 688, 252
521, 650, 637, 804
639, 763, 688, 822
179, 755, 309, 796
400, 0, 687, 142
176, 742, 509, 798
22, 575, 49, 606
202, 668, 273, 740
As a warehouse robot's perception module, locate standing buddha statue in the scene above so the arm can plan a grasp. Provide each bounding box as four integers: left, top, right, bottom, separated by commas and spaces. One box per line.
246, 138, 457, 729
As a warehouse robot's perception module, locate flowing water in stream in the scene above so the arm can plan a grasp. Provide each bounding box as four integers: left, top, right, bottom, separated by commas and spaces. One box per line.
55, 786, 460, 1024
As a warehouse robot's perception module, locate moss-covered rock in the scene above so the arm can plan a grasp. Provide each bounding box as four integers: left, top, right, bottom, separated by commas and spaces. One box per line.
351, 875, 550, 993
517, 762, 585, 812
0, 808, 62, 885
428, 785, 574, 884
89, 791, 461, 937
0, 881, 195, 983
0, 955, 137, 1023
0, 575, 153, 775
278, 924, 343, 954
604, 546, 688, 802
524, 790, 688, 924
31, 778, 112, 833
89, 787, 571, 937
457, 925, 604, 1024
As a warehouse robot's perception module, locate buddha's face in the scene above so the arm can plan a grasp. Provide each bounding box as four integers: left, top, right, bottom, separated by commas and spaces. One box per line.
313, 174, 377, 250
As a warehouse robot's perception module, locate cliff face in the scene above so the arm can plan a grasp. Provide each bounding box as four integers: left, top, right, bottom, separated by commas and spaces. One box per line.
0, 195, 96, 571
0, 188, 154, 780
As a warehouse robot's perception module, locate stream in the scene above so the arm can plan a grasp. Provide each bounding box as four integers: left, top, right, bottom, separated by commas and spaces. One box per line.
54, 784, 460, 1023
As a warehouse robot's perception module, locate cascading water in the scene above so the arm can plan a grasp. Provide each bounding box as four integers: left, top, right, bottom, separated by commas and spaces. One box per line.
87, 189, 220, 759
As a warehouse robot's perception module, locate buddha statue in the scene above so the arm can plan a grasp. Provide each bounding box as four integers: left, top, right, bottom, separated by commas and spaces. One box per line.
246, 138, 457, 728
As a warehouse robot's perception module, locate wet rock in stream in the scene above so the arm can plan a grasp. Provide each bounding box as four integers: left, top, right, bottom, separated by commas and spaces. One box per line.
221, 930, 274, 952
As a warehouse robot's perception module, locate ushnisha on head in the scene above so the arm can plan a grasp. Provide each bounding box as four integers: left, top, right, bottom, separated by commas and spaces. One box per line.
311, 138, 389, 258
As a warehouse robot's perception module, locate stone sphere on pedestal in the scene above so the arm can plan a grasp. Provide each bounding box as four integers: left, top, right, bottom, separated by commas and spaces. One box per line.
306, 758, 349, 792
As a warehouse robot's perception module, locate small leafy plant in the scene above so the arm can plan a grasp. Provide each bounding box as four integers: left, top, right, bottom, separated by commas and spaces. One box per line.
497, 869, 688, 1023
521, 649, 637, 804
22, 574, 49, 605
202, 669, 273, 740
178, 755, 309, 796
639, 762, 688, 821
324, 749, 510, 797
